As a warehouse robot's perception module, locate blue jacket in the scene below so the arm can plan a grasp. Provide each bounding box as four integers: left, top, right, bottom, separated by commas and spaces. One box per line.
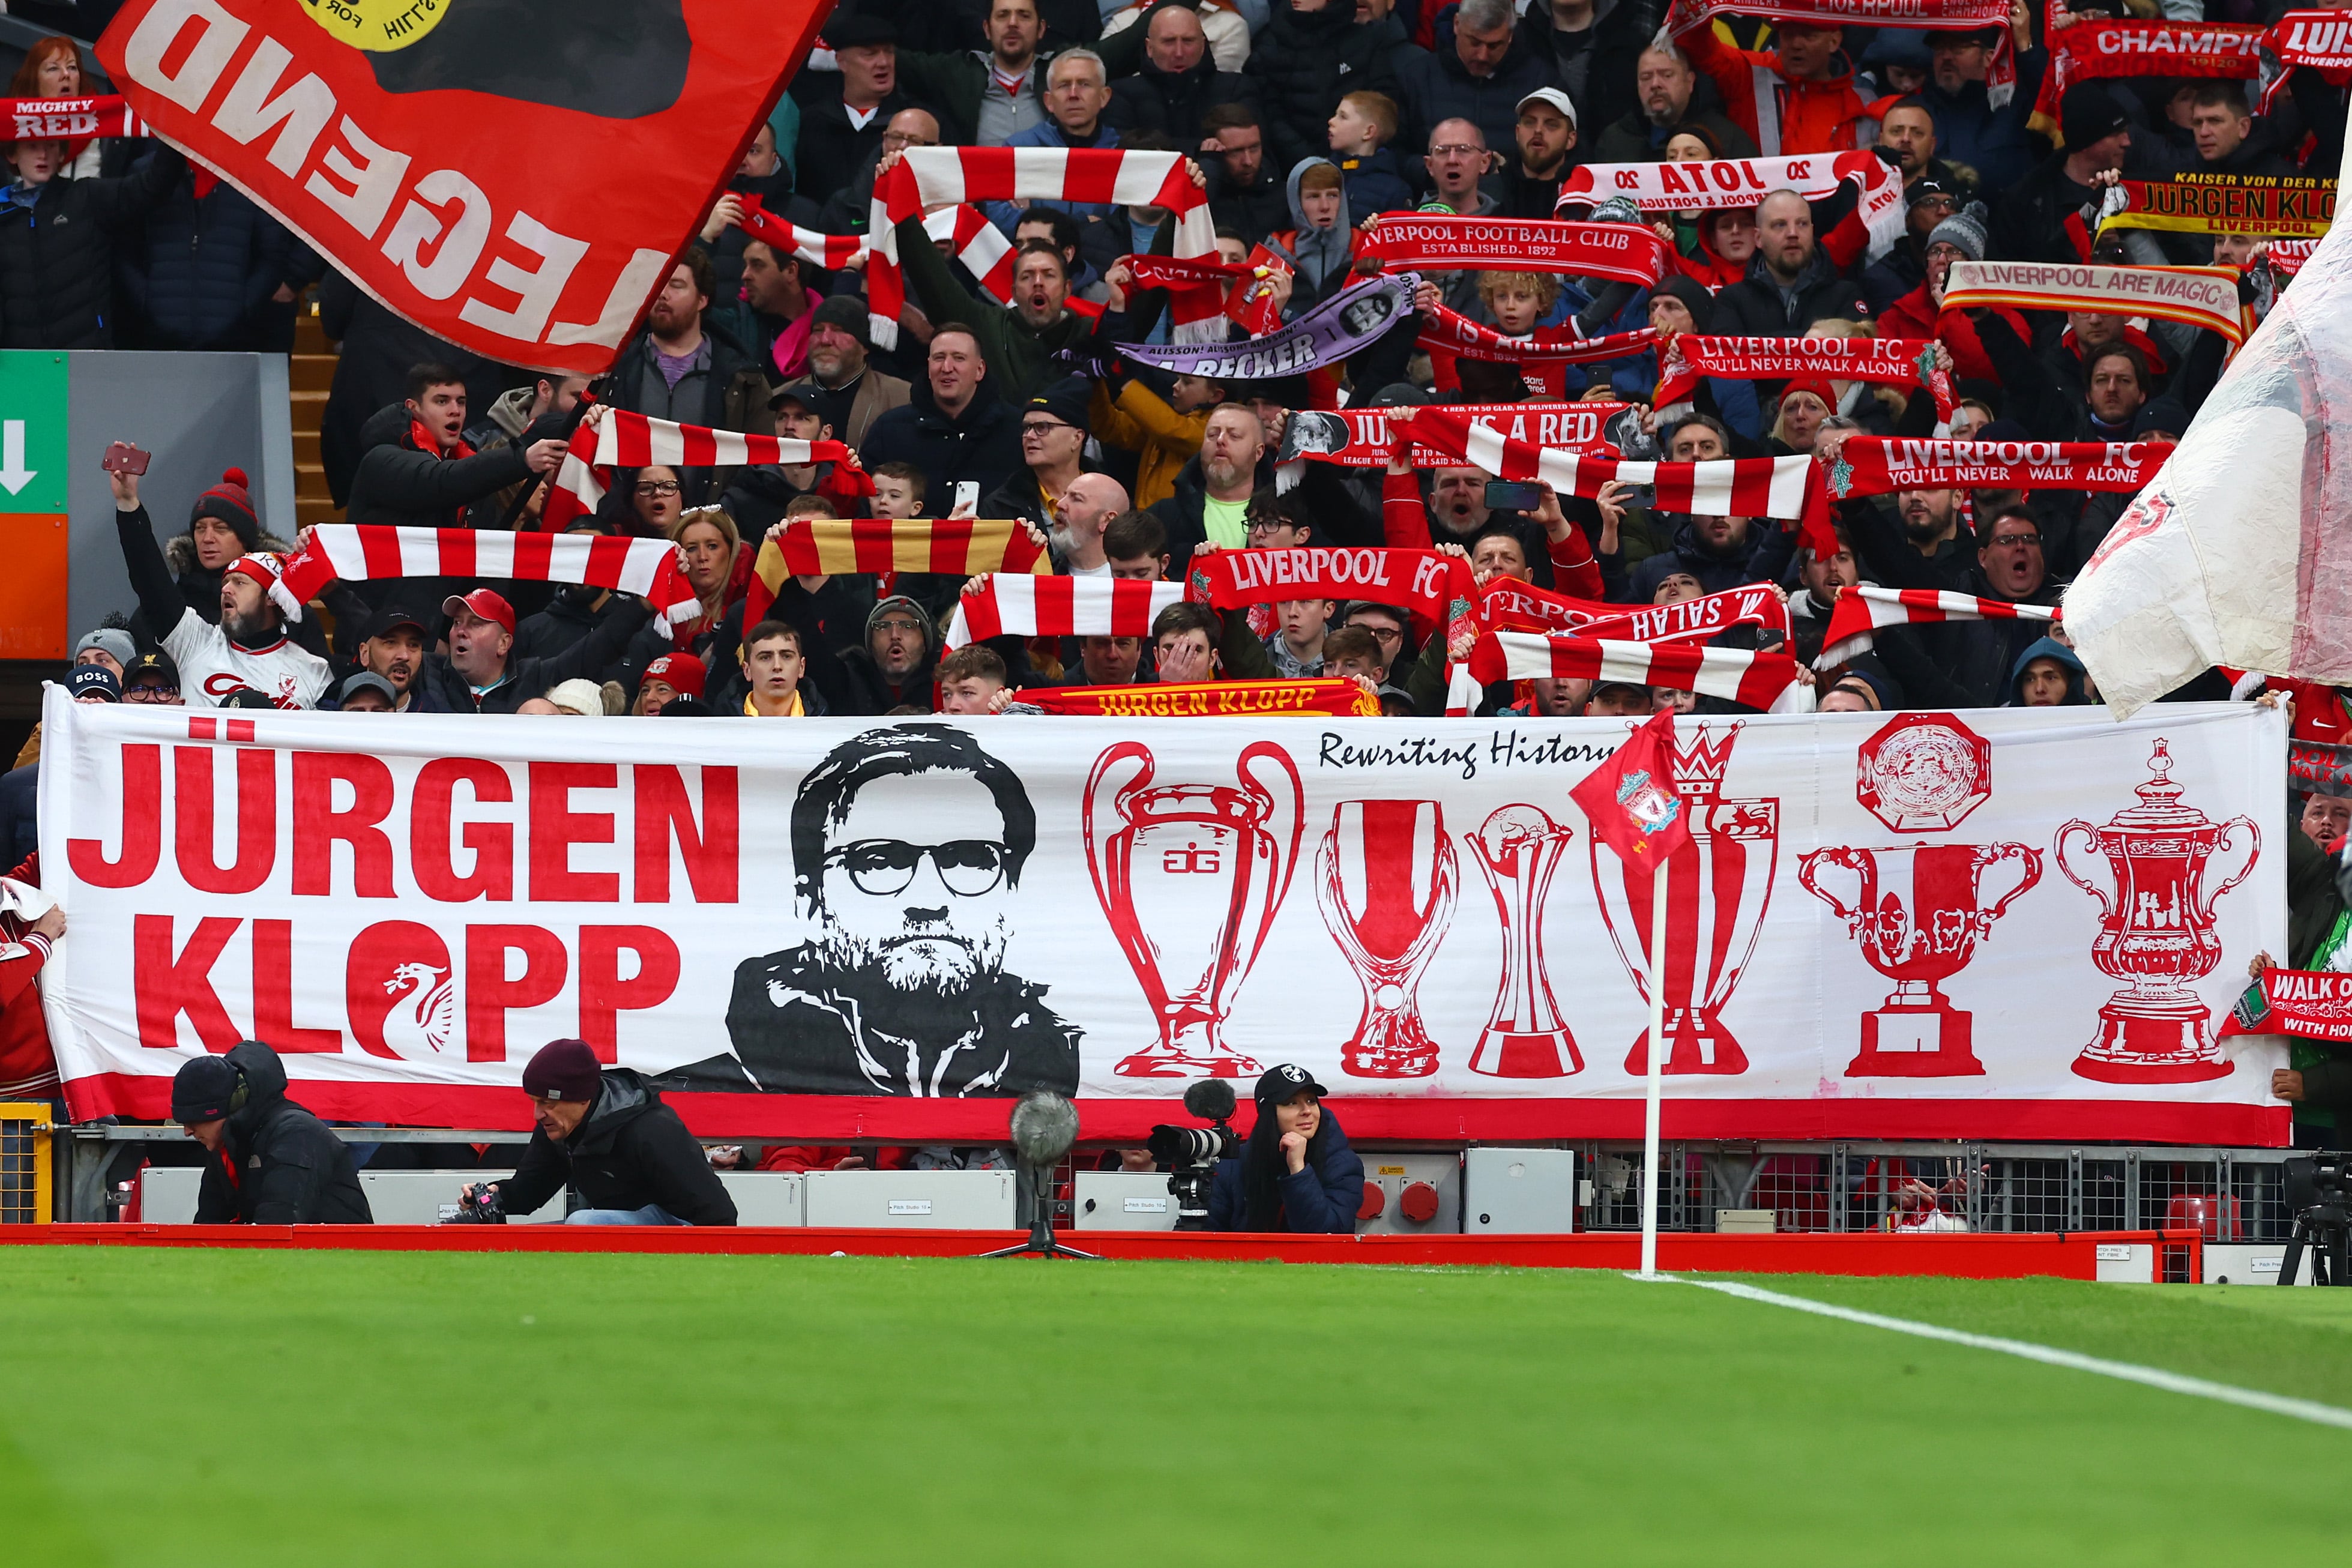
1208, 1119, 1366, 1234
117, 179, 304, 350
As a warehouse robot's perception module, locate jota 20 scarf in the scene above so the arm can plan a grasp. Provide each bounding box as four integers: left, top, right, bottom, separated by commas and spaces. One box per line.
1556, 151, 1907, 263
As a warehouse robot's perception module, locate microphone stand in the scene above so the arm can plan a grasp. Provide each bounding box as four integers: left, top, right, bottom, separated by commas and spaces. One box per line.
978, 1159, 1098, 1259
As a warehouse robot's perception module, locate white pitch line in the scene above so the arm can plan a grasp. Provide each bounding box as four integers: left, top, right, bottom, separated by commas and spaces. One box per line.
1668, 1276, 2352, 1432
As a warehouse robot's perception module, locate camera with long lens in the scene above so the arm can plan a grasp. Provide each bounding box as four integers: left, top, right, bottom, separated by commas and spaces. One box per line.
1147, 1081, 1240, 1230
2279, 1153, 2352, 1285
438, 1181, 507, 1225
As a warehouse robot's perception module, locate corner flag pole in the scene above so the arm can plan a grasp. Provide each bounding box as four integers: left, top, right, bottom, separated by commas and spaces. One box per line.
1638, 861, 1669, 1278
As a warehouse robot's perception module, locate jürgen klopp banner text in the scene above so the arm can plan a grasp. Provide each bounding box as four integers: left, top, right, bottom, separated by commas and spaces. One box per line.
36, 693, 2291, 1144
97, 0, 828, 375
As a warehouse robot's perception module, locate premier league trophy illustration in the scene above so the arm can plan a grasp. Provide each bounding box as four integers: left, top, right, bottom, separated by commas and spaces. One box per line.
1590, 723, 1778, 1075
2055, 738, 2260, 1082
1798, 842, 2043, 1075
1084, 741, 1304, 1078
1467, 805, 1580, 1078
1316, 800, 1458, 1078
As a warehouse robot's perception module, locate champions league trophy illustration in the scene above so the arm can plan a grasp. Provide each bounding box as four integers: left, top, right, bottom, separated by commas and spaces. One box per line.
1798, 843, 2043, 1076
2055, 738, 2260, 1082
1316, 800, 1458, 1078
1590, 723, 1778, 1075
1084, 741, 1304, 1078
1467, 806, 1579, 1077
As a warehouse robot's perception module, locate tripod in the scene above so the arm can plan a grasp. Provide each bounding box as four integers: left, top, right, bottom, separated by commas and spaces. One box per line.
977, 1161, 1099, 1260
2276, 1200, 2352, 1285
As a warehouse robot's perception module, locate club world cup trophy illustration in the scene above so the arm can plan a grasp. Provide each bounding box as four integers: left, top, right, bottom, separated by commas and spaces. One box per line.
1591, 723, 1778, 1075
1797, 843, 2043, 1076
1316, 800, 1458, 1078
2055, 738, 2260, 1082
1467, 806, 1579, 1077
1084, 741, 1304, 1078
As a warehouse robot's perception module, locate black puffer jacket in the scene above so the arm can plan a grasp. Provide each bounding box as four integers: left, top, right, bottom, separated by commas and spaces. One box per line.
192, 1040, 373, 1225
1108, 49, 1259, 141
493, 1069, 737, 1224
0, 145, 185, 348
346, 402, 537, 533
1708, 249, 1869, 339
1246, 3, 1408, 175
319, 268, 515, 506
116, 178, 306, 351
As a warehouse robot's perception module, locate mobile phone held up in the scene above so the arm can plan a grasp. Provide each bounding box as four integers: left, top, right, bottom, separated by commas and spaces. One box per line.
101, 442, 152, 477
1483, 479, 1544, 513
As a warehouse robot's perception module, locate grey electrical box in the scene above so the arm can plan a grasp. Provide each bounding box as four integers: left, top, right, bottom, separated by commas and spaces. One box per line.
803, 1169, 1017, 1229
1462, 1147, 1579, 1234
1357, 1152, 1462, 1234
1072, 1171, 1181, 1230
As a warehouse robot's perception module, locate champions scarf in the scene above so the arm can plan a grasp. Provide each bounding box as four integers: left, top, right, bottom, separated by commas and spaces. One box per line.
1417, 306, 1658, 367
1414, 406, 1820, 523
1665, 0, 2015, 106
2100, 175, 2335, 240
1022, 679, 1378, 717
2040, 17, 2263, 130
1814, 586, 2058, 670
1279, 402, 1629, 468
1186, 546, 1477, 644
737, 197, 1018, 303
1943, 261, 2251, 346
1450, 632, 1810, 714
1558, 151, 1906, 263
1480, 580, 1792, 645
1359, 214, 1668, 286
279, 525, 700, 639
868, 148, 1217, 350
944, 574, 1185, 650
546, 410, 867, 531
1656, 335, 1954, 428
2222, 968, 2352, 1042
745, 519, 1051, 629
5, 94, 145, 142
1121, 253, 1284, 336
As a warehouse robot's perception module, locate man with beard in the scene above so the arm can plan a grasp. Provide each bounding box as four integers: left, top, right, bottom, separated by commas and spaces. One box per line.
607, 251, 773, 502
799, 296, 909, 450
1593, 41, 1757, 161
666, 726, 1081, 1098
833, 596, 941, 716
1711, 190, 1868, 337
1145, 401, 1265, 580
1051, 472, 1129, 575
1495, 88, 1579, 219
1199, 103, 1287, 244
111, 460, 331, 709
1917, 20, 2040, 192
417, 586, 654, 716
348, 606, 427, 713
708, 238, 821, 383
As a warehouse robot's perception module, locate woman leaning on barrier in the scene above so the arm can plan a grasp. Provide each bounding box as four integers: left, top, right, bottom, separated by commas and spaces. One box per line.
1208, 1066, 1366, 1234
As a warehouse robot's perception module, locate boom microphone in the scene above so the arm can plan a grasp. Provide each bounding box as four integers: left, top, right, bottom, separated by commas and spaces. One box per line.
1009, 1092, 1081, 1169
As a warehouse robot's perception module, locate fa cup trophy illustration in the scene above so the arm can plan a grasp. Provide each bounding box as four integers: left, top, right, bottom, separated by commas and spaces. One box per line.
1467, 805, 1579, 1078
2054, 738, 2260, 1082
1798, 842, 2043, 1075
1316, 800, 1458, 1078
1084, 741, 1304, 1078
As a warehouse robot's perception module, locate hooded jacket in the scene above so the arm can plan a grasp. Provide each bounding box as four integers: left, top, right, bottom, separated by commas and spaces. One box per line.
1207, 1110, 1365, 1233
1260, 158, 1360, 307
2007, 635, 2089, 707
191, 1041, 373, 1225
493, 1069, 738, 1225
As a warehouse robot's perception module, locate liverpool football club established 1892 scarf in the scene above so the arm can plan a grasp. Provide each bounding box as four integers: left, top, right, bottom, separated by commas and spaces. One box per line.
1359, 213, 1669, 286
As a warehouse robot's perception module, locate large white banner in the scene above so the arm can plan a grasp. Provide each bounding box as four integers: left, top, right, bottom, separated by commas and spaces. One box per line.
36, 691, 2290, 1144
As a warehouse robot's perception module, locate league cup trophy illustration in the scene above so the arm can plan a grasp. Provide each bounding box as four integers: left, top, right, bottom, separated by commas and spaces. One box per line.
1467, 806, 1580, 1078
1591, 723, 1778, 1075
1316, 800, 1458, 1078
1798, 843, 2043, 1076
1085, 740, 1304, 1078
2055, 738, 2260, 1082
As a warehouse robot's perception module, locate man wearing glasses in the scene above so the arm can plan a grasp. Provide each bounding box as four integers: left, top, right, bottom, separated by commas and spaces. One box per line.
664, 725, 1080, 1098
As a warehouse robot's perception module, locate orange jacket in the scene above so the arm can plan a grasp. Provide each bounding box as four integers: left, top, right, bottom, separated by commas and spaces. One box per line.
1683, 28, 1875, 155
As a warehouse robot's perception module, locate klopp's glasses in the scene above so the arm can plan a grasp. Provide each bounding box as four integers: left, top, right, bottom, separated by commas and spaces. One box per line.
827, 839, 1010, 897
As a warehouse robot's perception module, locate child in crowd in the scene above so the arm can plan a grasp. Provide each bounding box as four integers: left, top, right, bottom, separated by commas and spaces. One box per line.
1326, 91, 1414, 217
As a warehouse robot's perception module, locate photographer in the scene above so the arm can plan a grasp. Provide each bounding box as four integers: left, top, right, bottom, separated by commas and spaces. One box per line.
172, 1040, 372, 1225
468, 1040, 737, 1226
1208, 1065, 1364, 1234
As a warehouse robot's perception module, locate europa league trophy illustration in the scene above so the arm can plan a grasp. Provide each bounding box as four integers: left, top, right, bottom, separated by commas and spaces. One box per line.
1798, 842, 2043, 1076
1084, 741, 1303, 1078
2055, 738, 2260, 1082
1316, 800, 1458, 1078
1467, 805, 1580, 1078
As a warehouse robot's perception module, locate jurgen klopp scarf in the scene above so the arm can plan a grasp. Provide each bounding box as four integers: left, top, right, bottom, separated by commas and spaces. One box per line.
546, 410, 870, 530
1359, 214, 1669, 286
1655, 334, 1955, 429
1184, 545, 1478, 645
1814, 585, 2058, 670
1557, 151, 1907, 264
1023, 678, 1379, 717
744, 518, 1051, 629
944, 574, 1185, 650
2099, 174, 2335, 240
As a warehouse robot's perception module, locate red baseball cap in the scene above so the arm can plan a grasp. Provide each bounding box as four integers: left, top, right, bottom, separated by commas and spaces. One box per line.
441, 588, 515, 635
642, 652, 707, 699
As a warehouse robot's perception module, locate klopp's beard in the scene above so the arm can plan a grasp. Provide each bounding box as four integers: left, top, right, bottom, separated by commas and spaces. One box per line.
816, 915, 1009, 1001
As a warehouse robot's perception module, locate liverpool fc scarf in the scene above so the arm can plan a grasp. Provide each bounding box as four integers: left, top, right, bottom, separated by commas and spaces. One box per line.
868, 148, 1217, 350
746, 519, 1051, 629
944, 574, 1186, 650
1480, 579, 1793, 644
1808, 435, 2170, 558
1414, 406, 1820, 523
2100, 175, 2335, 239
1416, 306, 1658, 367
1943, 261, 2251, 346
1814, 585, 2058, 670
1451, 631, 1811, 714
1360, 214, 1669, 286
1557, 151, 1907, 262
1655, 334, 1955, 427
546, 411, 867, 530
279, 525, 701, 639
2224, 966, 2352, 1042
1186, 545, 1477, 644
1023, 679, 1379, 717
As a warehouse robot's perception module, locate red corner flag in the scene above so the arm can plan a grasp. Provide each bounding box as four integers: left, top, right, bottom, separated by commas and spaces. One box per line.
1570, 710, 1692, 866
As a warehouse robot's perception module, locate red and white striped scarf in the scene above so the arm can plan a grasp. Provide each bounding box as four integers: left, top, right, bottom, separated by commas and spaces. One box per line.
1656, 335, 1954, 430
1417, 308, 1657, 368
279, 525, 701, 638
546, 411, 863, 530
1815, 586, 2057, 670
746, 519, 1049, 627
1449, 632, 1812, 715
867, 148, 1216, 350
944, 574, 1185, 650
1121, 253, 1284, 336
737, 198, 1016, 304
1414, 406, 1820, 522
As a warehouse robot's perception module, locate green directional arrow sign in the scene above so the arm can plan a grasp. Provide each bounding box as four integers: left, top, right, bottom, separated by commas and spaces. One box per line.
0, 351, 68, 514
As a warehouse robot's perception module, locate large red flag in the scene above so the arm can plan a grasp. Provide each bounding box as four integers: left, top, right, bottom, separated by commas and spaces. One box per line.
95, 0, 829, 375
1570, 710, 1693, 867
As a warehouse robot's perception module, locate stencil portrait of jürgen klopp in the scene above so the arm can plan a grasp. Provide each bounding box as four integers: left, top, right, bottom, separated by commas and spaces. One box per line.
660, 726, 1082, 1097
304, 0, 692, 121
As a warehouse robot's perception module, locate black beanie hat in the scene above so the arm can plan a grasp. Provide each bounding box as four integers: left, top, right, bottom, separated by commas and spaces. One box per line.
1652, 274, 1714, 327
189, 467, 261, 552
2060, 85, 2129, 151
521, 1039, 605, 1103
170, 1055, 242, 1123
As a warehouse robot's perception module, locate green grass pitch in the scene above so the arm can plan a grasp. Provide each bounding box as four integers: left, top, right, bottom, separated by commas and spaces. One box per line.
5, 1248, 2349, 1564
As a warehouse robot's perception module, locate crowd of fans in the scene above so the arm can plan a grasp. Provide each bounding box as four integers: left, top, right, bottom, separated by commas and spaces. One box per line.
2, 0, 2351, 1195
